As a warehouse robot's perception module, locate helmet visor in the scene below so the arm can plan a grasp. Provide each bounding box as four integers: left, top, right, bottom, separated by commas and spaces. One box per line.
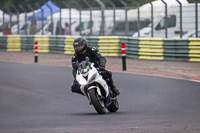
74, 44, 84, 51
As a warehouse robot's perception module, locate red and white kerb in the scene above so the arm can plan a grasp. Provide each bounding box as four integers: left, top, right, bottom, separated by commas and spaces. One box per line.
121, 44, 126, 56
34, 41, 38, 56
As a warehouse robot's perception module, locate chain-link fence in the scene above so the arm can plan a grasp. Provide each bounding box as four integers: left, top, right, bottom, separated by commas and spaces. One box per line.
0, 0, 199, 38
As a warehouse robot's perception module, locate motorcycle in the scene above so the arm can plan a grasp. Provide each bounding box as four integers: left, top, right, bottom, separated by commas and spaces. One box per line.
75, 57, 119, 114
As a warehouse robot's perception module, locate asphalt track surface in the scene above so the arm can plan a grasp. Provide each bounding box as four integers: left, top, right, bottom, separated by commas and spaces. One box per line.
0, 61, 200, 133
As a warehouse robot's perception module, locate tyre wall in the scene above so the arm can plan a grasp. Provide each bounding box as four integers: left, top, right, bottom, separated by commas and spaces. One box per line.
0, 35, 199, 62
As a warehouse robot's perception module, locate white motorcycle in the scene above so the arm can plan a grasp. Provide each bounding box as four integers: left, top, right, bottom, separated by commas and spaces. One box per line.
75, 57, 119, 114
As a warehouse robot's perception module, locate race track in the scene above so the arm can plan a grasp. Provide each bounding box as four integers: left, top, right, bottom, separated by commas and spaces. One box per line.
0, 61, 200, 133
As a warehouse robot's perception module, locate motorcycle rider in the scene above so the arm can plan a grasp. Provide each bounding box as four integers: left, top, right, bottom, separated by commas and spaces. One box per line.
71, 37, 120, 96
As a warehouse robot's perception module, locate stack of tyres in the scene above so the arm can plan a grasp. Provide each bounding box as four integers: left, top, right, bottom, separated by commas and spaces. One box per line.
56, 35, 65, 53
189, 38, 200, 62
98, 36, 120, 57
64, 35, 79, 55
49, 35, 58, 53
163, 39, 189, 61
26, 35, 34, 51
7, 35, 21, 51
0, 36, 7, 50
21, 35, 28, 51
86, 36, 98, 48
138, 38, 164, 60
119, 37, 140, 59
34, 35, 49, 53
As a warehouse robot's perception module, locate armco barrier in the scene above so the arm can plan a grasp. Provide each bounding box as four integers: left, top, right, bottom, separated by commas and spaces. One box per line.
0, 35, 200, 62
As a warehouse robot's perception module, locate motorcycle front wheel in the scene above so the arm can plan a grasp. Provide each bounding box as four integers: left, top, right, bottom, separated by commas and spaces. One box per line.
88, 89, 106, 114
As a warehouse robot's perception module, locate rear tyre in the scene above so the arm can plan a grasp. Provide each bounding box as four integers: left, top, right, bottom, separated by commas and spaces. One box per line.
88, 89, 106, 114
107, 97, 119, 112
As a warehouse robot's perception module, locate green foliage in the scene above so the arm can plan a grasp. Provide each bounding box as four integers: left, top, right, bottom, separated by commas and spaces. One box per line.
188, 0, 200, 2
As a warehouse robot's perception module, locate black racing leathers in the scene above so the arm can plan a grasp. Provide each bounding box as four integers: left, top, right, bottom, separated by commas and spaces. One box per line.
71, 46, 120, 96
72, 46, 106, 78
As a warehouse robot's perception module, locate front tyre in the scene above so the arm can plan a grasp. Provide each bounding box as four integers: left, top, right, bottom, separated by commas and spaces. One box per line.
107, 97, 119, 112
88, 89, 106, 114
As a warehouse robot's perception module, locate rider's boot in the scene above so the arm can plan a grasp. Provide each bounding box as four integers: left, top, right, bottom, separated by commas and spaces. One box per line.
106, 78, 120, 96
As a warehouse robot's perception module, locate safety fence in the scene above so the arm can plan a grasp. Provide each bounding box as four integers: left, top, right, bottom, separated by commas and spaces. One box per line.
0, 35, 200, 62
1, 1, 199, 38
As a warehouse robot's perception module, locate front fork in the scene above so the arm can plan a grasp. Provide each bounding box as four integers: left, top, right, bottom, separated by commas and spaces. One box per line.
81, 83, 111, 107
96, 83, 112, 107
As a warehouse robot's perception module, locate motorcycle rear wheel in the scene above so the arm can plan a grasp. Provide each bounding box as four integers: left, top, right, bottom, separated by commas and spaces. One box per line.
107, 97, 119, 112
88, 89, 106, 114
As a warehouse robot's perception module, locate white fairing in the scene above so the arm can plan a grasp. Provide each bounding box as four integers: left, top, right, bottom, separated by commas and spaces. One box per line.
76, 74, 87, 86
76, 63, 109, 97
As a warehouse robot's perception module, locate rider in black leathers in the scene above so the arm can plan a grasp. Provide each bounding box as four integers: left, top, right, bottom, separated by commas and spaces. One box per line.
71, 37, 120, 96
